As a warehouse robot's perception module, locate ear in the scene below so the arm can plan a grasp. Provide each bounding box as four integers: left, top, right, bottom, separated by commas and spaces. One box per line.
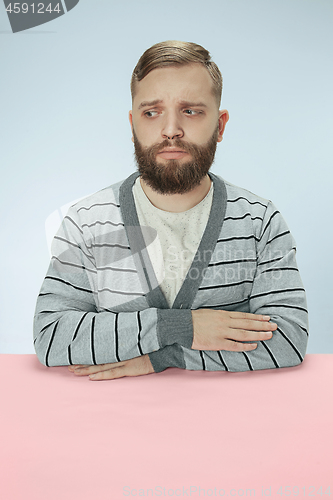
129, 110, 134, 143
217, 109, 229, 142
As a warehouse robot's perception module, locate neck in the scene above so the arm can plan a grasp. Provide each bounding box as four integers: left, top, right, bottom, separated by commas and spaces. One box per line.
139, 174, 212, 213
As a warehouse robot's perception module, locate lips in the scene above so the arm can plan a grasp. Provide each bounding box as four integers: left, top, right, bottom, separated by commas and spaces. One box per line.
157, 148, 189, 160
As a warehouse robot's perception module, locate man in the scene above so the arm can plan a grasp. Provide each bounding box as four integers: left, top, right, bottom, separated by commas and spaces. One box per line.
33, 40, 308, 381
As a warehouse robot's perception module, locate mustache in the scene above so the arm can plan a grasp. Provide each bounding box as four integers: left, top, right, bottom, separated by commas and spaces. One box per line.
147, 139, 195, 156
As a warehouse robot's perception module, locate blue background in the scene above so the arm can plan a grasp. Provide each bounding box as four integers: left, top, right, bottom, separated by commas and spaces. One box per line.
0, 0, 332, 353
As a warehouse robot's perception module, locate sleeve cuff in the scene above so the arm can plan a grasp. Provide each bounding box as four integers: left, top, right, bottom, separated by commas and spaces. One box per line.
148, 344, 186, 373
156, 308, 193, 349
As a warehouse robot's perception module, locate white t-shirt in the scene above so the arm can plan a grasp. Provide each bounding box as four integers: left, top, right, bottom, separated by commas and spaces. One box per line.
132, 176, 214, 307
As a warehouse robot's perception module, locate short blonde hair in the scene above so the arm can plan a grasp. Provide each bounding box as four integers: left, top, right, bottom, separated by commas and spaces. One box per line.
131, 40, 223, 106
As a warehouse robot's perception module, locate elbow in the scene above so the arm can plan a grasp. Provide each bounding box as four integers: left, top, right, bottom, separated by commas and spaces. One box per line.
275, 319, 309, 369
33, 343, 65, 368
280, 339, 308, 369
286, 356, 305, 368
33, 315, 63, 367
33, 337, 49, 367
33, 321, 48, 367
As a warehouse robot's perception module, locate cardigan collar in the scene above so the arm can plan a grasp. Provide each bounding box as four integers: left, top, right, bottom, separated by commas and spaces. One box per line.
119, 171, 227, 309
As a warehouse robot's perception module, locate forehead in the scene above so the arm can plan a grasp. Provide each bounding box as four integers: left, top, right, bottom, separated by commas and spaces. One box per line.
133, 64, 216, 105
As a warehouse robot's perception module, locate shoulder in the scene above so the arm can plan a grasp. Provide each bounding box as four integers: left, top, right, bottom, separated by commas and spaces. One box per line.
70, 178, 127, 213
211, 175, 293, 246
64, 177, 132, 233
215, 175, 269, 206
212, 174, 271, 217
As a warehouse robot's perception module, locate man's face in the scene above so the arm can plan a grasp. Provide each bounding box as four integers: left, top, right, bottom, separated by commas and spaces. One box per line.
129, 64, 229, 194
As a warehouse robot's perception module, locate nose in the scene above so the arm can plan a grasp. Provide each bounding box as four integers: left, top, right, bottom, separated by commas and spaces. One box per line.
161, 111, 184, 140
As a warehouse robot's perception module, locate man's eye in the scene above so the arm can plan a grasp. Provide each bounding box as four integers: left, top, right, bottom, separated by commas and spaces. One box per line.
184, 109, 198, 115
144, 110, 158, 117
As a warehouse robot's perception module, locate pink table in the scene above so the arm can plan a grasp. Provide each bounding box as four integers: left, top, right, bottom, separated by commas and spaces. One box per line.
1, 354, 332, 500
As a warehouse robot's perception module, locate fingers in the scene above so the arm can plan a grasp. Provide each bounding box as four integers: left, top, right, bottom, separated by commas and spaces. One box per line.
220, 311, 277, 332
89, 367, 125, 381
227, 330, 273, 342
67, 363, 126, 380
68, 364, 89, 372
222, 340, 258, 352
67, 356, 153, 380
228, 311, 271, 321
230, 318, 277, 332
222, 310, 276, 330
68, 362, 125, 376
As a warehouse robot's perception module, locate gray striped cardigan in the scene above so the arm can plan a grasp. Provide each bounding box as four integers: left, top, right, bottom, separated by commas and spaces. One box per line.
33, 172, 308, 373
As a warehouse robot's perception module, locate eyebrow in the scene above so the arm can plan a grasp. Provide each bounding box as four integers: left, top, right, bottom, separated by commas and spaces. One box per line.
138, 99, 208, 110
138, 99, 163, 110
178, 100, 207, 108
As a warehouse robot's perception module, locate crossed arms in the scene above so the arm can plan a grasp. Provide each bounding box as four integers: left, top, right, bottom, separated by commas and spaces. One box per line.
33, 199, 308, 379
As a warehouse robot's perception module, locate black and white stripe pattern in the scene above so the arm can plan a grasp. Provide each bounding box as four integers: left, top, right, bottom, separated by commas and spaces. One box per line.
34, 173, 308, 372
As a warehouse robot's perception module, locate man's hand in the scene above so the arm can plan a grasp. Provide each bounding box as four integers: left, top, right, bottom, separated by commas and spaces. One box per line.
191, 309, 277, 351
67, 354, 155, 380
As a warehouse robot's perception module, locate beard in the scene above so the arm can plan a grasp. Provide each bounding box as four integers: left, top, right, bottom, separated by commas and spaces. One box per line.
133, 126, 219, 195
